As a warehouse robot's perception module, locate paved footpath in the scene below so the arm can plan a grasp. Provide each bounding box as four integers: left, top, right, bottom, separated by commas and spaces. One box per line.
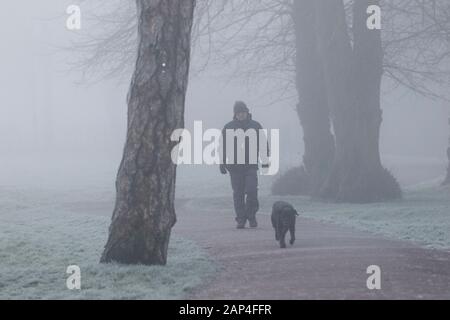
173, 198, 450, 300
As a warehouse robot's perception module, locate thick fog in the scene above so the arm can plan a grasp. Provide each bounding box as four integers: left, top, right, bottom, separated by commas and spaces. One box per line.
1, 0, 449, 189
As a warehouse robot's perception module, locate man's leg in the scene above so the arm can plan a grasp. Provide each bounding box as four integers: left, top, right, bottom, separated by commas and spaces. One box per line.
229, 169, 246, 227
244, 168, 259, 227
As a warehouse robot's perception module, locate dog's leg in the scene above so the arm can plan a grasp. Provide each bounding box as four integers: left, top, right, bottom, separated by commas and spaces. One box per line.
271, 215, 280, 240
289, 219, 296, 245
280, 227, 288, 248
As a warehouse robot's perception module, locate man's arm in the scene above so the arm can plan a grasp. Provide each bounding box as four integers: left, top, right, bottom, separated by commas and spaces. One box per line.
219, 125, 228, 174
255, 122, 270, 168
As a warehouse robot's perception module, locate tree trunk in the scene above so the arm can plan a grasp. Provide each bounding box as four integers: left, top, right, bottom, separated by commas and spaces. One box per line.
293, 0, 335, 196
101, 0, 195, 265
314, 0, 401, 203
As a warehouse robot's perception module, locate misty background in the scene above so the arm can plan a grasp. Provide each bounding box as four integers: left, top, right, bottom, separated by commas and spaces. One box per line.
1, 0, 449, 192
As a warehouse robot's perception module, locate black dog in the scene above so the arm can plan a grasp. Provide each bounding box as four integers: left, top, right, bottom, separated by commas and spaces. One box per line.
271, 201, 299, 248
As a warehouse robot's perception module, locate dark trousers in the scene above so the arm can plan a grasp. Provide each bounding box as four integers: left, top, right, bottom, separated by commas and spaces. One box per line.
229, 167, 259, 223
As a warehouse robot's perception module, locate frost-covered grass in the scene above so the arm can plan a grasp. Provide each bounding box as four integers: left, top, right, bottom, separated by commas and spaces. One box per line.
261, 185, 450, 251
0, 187, 215, 300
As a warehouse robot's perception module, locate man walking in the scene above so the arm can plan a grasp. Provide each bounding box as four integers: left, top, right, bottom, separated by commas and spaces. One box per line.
220, 101, 268, 229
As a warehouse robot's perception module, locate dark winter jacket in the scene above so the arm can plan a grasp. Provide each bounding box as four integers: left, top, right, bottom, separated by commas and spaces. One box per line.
221, 114, 269, 170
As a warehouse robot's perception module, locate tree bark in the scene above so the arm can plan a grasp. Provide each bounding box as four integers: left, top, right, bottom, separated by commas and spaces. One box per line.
101, 0, 195, 265
314, 0, 401, 203
293, 0, 335, 196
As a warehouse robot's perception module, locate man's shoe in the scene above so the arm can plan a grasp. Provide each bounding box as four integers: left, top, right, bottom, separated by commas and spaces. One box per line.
249, 218, 258, 228
236, 221, 246, 229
